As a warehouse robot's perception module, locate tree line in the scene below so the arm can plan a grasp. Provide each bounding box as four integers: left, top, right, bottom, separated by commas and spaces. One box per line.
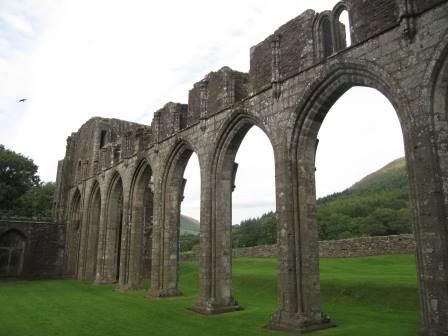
0, 145, 55, 219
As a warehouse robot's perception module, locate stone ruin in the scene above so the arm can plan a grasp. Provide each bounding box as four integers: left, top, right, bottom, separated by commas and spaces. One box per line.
6, 0, 445, 334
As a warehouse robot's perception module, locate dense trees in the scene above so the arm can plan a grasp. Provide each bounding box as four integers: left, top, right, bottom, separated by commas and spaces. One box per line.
232, 212, 277, 248
179, 233, 200, 252
0, 145, 40, 209
11, 182, 56, 219
0, 145, 54, 219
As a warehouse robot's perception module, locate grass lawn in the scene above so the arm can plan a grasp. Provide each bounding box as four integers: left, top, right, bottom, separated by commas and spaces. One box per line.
0, 255, 419, 336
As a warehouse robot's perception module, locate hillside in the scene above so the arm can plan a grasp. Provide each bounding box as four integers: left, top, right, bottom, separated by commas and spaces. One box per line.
350, 157, 406, 193
232, 157, 411, 247
318, 157, 411, 240
180, 214, 200, 235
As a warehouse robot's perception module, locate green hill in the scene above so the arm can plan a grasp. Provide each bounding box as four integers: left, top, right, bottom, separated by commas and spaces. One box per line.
180, 214, 200, 235
351, 157, 406, 193
318, 157, 411, 240
232, 157, 412, 247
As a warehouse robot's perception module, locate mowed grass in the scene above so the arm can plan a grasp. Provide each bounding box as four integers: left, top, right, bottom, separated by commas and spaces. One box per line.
0, 255, 419, 336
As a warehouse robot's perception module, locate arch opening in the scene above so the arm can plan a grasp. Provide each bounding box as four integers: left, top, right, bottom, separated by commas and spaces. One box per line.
83, 182, 101, 281
320, 16, 333, 58
106, 175, 124, 283
336, 9, 351, 49
232, 127, 276, 248
125, 161, 154, 290
180, 152, 200, 258
315, 87, 408, 239
293, 83, 419, 331
194, 114, 277, 314
66, 189, 82, 277
150, 141, 199, 298
95, 173, 126, 285
0, 230, 26, 277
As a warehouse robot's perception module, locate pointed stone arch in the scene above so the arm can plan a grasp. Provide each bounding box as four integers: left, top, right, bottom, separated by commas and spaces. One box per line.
65, 188, 82, 277
96, 171, 124, 284
288, 59, 412, 149
120, 158, 154, 290
332, 1, 351, 50
150, 139, 199, 297
279, 58, 447, 333
192, 110, 276, 314
314, 11, 335, 61
78, 180, 101, 281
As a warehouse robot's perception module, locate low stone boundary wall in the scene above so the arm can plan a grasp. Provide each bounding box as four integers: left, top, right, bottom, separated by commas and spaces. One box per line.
318, 234, 415, 258
182, 234, 416, 261
232, 234, 416, 258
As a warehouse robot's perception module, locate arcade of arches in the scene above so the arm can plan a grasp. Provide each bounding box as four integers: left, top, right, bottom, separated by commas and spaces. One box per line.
53, 1, 448, 335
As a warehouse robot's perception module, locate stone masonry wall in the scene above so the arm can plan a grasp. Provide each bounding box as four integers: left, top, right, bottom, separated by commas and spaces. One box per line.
0, 220, 65, 279
231, 234, 416, 259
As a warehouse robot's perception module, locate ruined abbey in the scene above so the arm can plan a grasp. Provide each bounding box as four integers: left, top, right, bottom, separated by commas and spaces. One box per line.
1, 0, 447, 335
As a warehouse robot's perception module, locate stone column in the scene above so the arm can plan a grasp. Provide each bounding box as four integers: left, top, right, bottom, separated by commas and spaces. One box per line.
95, 189, 109, 284
191, 158, 241, 314
109, 193, 123, 283
122, 170, 153, 290
407, 112, 448, 336
149, 168, 182, 297
149, 169, 163, 296
267, 140, 334, 333
117, 195, 131, 291
119, 197, 145, 291
84, 189, 101, 281
76, 183, 88, 280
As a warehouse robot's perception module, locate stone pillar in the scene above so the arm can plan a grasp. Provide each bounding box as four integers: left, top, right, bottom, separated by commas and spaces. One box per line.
77, 184, 88, 280
192, 166, 212, 311
122, 170, 153, 290
149, 168, 182, 297
407, 114, 448, 336
149, 169, 163, 296
267, 141, 334, 332
95, 189, 109, 284
117, 195, 131, 291
118, 198, 142, 290
191, 159, 241, 314
84, 189, 101, 281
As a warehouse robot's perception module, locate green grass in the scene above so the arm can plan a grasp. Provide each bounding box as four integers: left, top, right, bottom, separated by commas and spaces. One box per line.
0, 255, 419, 336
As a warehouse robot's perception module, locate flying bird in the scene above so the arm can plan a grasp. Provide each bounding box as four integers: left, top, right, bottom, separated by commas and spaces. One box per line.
18, 98, 27, 103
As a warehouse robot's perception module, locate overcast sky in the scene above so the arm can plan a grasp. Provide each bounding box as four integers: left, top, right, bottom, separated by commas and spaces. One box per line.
0, 0, 404, 224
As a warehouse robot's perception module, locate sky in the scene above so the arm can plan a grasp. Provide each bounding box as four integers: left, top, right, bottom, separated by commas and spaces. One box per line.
0, 0, 404, 224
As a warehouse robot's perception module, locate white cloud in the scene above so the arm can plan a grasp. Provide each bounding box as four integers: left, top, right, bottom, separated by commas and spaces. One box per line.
0, 11, 33, 35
